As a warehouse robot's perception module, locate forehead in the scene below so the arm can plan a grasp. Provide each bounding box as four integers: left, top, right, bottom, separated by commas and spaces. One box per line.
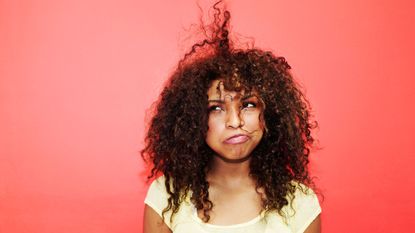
207, 79, 252, 99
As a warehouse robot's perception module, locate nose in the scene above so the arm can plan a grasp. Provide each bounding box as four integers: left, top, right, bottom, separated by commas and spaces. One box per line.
225, 107, 244, 128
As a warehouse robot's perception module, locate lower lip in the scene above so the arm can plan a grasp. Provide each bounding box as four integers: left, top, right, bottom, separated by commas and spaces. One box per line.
224, 135, 249, 144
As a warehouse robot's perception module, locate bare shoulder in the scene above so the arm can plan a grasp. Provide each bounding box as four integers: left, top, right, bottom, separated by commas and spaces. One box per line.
143, 204, 172, 233
303, 214, 321, 233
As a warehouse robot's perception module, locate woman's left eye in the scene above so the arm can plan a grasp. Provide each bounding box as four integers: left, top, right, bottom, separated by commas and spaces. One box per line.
242, 102, 257, 109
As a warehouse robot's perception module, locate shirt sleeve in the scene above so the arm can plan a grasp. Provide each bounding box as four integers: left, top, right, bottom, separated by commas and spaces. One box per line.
286, 183, 322, 233
144, 176, 172, 228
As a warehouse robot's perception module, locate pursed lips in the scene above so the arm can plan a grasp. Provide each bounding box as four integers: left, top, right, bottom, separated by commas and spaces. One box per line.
223, 134, 250, 144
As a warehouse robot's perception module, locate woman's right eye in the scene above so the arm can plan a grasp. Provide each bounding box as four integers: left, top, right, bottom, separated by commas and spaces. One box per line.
208, 105, 222, 112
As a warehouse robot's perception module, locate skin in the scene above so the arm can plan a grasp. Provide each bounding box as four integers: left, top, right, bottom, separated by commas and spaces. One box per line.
205, 80, 264, 164
143, 79, 321, 232
143, 205, 172, 233
201, 79, 265, 224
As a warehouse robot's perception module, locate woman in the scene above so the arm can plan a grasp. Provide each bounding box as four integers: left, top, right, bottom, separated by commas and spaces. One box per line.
142, 3, 321, 233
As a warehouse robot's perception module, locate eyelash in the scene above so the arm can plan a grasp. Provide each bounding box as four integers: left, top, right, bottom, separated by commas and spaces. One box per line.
208, 102, 257, 112
208, 105, 223, 112
242, 102, 257, 109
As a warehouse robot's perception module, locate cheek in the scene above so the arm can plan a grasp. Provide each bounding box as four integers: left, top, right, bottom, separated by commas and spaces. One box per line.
206, 116, 224, 139
242, 112, 264, 131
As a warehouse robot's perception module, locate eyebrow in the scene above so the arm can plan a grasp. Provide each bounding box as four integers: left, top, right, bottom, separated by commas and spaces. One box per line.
207, 99, 224, 103
241, 94, 256, 101
207, 94, 257, 103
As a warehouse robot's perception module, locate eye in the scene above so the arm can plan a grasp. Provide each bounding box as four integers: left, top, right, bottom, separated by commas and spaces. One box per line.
208, 105, 223, 112
242, 102, 257, 109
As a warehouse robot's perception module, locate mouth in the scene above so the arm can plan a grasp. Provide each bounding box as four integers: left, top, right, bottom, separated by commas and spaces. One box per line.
224, 134, 250, 144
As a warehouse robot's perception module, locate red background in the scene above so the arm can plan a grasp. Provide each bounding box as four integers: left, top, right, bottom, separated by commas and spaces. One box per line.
1, 0, 414, 232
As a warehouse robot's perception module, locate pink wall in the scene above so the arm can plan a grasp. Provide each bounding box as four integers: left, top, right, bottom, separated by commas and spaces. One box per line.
1, 0, 414, 232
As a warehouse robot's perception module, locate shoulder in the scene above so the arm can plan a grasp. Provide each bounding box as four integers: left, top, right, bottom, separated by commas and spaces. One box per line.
144, 175, 194, 230
144, 176, 170, 217
143, 176, 173, 232
290, 181, 319, 202
147, 175, 168, 195
283, 181, 322, 233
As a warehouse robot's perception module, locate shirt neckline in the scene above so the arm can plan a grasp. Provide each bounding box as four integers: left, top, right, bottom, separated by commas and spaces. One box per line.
191, 206, 264, 229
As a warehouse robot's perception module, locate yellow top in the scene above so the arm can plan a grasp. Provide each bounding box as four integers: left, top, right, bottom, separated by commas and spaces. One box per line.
144, 175, 321, 233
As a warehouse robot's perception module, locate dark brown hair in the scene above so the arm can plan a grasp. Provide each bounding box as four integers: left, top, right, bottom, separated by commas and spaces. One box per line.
142, 1, 319, 223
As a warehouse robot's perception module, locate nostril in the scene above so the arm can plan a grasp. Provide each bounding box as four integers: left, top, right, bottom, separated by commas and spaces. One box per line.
226, 111, 243, 128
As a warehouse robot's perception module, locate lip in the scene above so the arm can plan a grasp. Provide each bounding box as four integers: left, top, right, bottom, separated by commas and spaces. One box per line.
224, 134, 250, 144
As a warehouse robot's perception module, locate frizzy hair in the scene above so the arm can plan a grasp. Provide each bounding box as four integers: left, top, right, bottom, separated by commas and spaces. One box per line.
141, 1, 320, 223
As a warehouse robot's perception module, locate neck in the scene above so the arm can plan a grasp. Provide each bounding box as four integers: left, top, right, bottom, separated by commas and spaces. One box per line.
208, 155, 252, 185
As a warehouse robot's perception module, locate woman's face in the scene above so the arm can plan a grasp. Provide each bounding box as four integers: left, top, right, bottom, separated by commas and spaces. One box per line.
205, 79, 264, 162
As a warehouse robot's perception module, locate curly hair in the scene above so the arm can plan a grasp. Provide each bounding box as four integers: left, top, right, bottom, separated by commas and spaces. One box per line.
141, 1, 319, 223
